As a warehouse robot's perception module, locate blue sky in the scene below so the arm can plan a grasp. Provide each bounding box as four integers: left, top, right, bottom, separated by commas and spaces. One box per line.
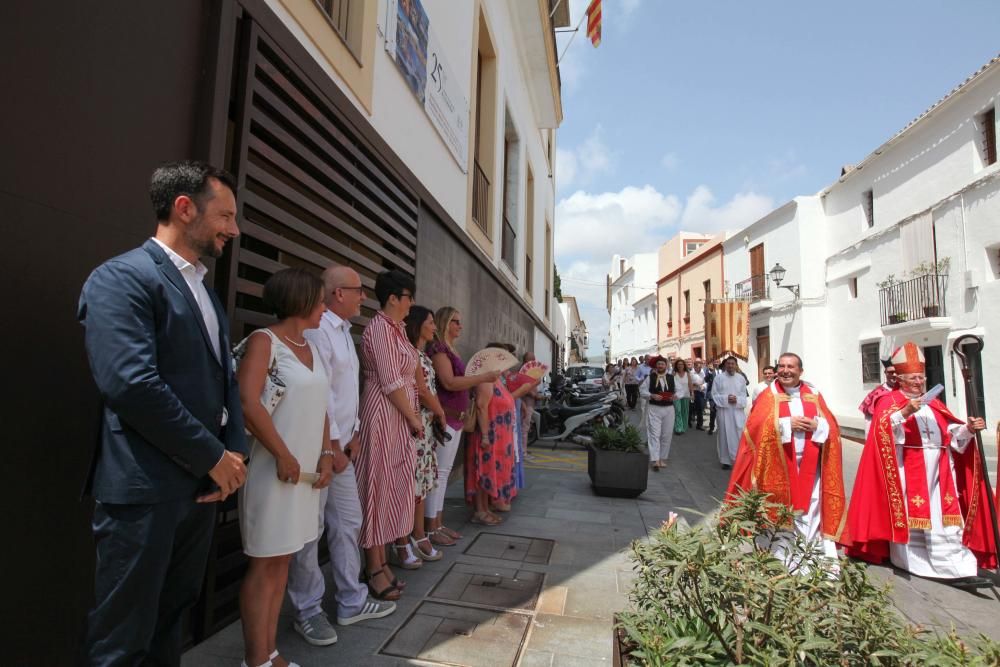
553, 0, 1000, 356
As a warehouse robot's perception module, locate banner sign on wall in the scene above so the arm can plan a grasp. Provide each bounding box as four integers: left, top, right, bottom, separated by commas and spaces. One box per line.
706, 300, 750, 361
384, 0, 470, 172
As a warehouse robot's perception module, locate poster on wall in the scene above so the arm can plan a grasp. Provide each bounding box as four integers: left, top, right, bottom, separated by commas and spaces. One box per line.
384, 0, 470, 172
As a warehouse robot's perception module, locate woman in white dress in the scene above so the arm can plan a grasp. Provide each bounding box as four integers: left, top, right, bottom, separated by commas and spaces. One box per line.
237, 269, 332, 667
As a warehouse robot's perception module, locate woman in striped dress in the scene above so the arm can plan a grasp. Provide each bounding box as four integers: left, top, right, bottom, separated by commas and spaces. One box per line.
355, 270, 422, 599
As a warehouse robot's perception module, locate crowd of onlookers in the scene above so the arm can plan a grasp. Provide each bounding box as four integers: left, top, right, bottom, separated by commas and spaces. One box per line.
77, 162, 542, 667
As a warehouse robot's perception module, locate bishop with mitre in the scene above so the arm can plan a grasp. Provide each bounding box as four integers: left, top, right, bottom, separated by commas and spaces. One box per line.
842, 342, 994, 587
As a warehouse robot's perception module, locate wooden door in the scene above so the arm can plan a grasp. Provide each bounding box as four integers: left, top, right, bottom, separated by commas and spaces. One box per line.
756, 327, 770, 380
749, 243, 765, 299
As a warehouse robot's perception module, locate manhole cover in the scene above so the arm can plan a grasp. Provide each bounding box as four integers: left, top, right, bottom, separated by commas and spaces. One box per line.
429, 562, 544, 611
379, 600, 529, 667
462, 532, 555, 564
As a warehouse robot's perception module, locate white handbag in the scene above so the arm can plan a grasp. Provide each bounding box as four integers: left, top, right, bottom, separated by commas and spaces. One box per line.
232, 329, 287, 414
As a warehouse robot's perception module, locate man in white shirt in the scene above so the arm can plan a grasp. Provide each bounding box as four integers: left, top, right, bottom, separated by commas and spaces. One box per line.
287, 266, 395, 646
711, 356, 748, 468
688, 358, 708, 430
751, 365, 776, 403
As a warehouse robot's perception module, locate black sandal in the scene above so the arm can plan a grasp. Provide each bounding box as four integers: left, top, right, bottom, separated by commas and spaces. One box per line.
366, 570, 401, 601
382, 564, 407, 590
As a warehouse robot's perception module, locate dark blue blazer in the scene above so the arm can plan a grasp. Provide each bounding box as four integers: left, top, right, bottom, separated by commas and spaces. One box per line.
78, 239, 247, 504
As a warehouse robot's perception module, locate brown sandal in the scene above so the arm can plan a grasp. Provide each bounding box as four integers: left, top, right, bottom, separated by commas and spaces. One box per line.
471, 511, 502, 525
366, 570, 401, 601
439, 525, 463, 540
429, 529, 456, 546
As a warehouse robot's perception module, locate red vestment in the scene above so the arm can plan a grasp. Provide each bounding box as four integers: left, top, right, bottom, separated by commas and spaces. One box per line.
858, 383, 893, 420
725, 383, 848, 541
840, 390, 997, 569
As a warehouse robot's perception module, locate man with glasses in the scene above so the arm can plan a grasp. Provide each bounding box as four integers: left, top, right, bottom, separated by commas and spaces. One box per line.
843, 342, 993, 588
287, 265, 395, 649
859, 357, 898, 436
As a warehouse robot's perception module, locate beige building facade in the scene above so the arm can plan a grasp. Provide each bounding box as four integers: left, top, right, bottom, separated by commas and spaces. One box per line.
656, 232, 727, 361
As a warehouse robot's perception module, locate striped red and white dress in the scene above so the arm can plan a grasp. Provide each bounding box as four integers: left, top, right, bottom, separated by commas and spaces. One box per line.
356, 310, 418, 549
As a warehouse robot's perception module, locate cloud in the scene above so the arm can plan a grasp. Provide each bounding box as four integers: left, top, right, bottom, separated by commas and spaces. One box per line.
554, 183, 775, 355
678, 186, 775, 234
556, 125, 613, 192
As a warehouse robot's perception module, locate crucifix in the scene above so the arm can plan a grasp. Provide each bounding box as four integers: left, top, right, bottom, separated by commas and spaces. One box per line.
917, 414, 936, 444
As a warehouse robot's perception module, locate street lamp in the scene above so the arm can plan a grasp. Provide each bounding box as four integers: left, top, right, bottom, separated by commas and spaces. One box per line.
769, 262, 800, 299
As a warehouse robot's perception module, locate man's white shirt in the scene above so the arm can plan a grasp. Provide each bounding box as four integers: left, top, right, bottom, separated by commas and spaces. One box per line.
305, 310, 360, 443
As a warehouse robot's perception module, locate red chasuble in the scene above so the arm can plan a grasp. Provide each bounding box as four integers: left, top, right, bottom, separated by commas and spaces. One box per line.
725, 383, 848, 541
840, 390, 998, 569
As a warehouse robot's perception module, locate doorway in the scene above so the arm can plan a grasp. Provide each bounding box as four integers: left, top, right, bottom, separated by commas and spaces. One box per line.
923, 346, 946, 406
756, 326, 770, 380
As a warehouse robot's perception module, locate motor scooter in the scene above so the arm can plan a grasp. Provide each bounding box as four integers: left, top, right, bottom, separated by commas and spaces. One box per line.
529, 396, 613, 449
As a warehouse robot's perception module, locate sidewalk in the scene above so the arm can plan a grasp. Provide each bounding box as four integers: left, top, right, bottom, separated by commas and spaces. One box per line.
183, 412, 998, 667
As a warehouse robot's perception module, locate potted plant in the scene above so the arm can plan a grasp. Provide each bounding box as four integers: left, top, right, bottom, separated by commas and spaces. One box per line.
910, 257, 950, 318
588, 425, 648, 498
615, 491, 1000, 664
876, 274, 907, 323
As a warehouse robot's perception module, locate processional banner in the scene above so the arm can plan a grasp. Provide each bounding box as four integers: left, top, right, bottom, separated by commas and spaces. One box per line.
706, 300, 750, 361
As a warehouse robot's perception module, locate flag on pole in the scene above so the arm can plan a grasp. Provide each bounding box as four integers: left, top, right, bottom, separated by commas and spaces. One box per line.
586, 0, 602, 47
706, 300, 750, 361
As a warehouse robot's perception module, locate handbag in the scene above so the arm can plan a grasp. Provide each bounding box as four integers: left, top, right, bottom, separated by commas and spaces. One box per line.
462, 390, 478, 433
232, 329, 287, 415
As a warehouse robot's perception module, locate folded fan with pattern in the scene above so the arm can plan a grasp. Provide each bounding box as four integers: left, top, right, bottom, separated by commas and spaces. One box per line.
519, 360, 548, 379
466, 348, 519, 376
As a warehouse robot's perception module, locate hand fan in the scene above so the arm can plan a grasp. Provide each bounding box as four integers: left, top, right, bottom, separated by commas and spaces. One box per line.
466, 348, 518, 376
519, 360, 549, 379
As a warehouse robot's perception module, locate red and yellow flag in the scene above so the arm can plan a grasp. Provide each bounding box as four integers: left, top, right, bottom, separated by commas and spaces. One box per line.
586, 0, 602, 47
706, 300, 750, 361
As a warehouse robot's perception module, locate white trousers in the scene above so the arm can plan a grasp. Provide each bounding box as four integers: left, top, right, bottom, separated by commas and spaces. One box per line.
646, 404, 675, 462
424, 424, 462, 519
287, 462, 368, 620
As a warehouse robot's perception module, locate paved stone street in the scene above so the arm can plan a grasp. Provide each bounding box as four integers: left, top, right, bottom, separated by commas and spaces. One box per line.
183, 411, 998, 667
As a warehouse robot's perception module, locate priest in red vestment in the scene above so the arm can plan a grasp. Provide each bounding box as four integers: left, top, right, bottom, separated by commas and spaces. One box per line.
859, 358, 897, 436
726, 352, 848, 570
841, 342, 994, 587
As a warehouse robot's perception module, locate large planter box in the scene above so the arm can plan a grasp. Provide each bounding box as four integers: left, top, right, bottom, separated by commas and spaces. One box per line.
588, 445, 648, 498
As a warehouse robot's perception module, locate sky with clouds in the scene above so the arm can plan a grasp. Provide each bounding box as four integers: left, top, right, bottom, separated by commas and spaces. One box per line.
553, 0, 1000, 357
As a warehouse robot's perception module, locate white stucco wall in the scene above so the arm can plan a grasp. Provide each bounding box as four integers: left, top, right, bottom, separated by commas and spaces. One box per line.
608, 253, 658, 360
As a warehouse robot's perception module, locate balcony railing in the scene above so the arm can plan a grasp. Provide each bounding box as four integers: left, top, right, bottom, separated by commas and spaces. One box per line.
879, 274, 948, 326
472, 160, 490, 233
734, 274, 769, 302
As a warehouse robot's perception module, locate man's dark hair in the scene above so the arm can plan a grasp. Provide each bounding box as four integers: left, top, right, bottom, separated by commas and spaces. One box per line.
762, 365, 776, 373
262, 268, 324, 320
374, 269, 415, 307
778, 352, 803, 370
404, 305, 434, 347
150, 160, 237, 221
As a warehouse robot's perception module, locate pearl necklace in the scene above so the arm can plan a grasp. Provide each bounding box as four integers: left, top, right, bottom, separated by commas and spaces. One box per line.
283, 335, 307, 348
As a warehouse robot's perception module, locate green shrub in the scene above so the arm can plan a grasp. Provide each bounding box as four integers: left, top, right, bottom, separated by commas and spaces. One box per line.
618, 490, 1000, 666
592, 424, 644, 453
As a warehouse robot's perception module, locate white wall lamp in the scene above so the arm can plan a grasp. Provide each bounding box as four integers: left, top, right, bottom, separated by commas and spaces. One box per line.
769, 263, 800, 299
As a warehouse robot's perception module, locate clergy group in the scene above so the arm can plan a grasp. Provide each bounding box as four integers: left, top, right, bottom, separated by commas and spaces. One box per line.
725, 342, 995, 590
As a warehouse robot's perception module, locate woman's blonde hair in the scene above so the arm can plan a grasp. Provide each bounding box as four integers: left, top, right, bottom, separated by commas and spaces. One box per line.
434, 306, 460, 349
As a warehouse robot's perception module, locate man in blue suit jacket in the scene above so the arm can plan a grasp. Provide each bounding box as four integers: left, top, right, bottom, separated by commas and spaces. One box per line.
78, 161, 248, 666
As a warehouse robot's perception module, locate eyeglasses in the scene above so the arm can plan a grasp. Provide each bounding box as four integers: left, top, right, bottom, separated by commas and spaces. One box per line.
399, 291, 414, 301
450, 319, 462, 326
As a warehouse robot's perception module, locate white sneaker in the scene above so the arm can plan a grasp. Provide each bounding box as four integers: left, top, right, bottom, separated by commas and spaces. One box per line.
337, 597, 397, 626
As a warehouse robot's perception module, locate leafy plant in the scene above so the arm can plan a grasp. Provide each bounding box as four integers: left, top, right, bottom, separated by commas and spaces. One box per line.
877, 274, 900, 290
592, 424, 644, 453
617, 490, 1000, 666
910, 257, 951, 277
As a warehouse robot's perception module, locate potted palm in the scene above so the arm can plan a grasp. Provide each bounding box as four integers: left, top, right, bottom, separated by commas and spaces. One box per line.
588, 425, 648, 498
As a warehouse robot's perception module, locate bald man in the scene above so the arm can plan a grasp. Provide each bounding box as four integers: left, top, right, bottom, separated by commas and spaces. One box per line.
287, 266, 395, 646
